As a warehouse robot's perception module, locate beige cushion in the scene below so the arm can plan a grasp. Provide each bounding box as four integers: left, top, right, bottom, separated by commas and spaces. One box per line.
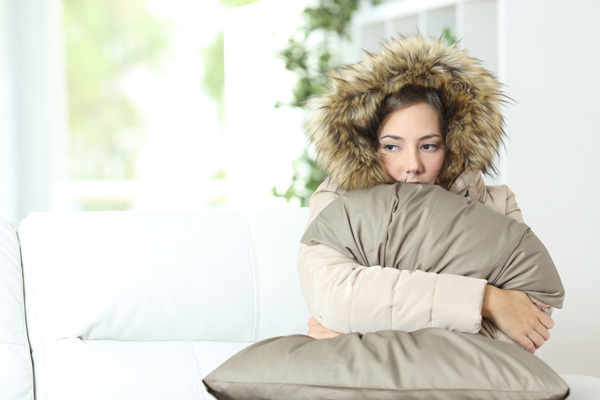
301, 183, 565, 308
203, 328, 569, 399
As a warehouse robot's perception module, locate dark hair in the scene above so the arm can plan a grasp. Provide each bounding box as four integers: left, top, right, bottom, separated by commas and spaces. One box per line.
377, 86, 447, 137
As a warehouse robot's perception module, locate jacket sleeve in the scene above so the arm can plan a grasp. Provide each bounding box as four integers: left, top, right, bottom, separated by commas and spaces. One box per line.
297, 187, 487, 334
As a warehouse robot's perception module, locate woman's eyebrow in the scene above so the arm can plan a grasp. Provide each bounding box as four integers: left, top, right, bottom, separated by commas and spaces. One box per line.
420, 134, 443, 140
380, 135, 403, 140
380, 134, 442, 141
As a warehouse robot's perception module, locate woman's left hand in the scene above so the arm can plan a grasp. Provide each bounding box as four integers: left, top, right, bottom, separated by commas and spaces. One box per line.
482, 286, 554, 353
307, 317, 343, 340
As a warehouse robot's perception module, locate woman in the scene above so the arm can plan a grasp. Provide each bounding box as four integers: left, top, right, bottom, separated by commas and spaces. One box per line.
297, 34, 554, 354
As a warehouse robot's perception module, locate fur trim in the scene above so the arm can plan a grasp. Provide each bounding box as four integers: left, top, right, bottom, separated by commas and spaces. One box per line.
306, 34, 507, 191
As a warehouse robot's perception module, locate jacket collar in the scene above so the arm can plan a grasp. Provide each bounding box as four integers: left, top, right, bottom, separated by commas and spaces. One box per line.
449, 170, 488, 203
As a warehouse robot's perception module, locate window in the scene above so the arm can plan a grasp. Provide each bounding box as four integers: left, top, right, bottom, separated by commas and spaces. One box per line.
1, 0, 313, 225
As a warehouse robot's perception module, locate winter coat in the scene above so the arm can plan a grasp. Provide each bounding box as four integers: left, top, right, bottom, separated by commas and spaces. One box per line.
297, 34, 537, 344
297, 171, 525, 339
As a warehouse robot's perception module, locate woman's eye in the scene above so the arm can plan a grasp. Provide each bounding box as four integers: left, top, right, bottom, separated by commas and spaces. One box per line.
421, 144, 439, 151
382, 144, 399, 151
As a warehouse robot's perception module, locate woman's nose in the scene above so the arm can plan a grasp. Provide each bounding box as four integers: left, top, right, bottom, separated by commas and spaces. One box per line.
405, 149, 422, 174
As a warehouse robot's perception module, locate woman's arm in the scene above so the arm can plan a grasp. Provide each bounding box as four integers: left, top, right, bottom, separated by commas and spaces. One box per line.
300, 181, 555, 353
299, 242, 488, 334
307, 283, 554, 354
481, 184, 555, 352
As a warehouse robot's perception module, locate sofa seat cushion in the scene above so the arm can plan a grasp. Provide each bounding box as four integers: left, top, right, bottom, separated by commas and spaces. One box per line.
33, 338, 251, 400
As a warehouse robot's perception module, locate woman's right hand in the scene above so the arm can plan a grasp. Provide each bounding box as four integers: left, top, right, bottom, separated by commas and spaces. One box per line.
482, 285, 554, 353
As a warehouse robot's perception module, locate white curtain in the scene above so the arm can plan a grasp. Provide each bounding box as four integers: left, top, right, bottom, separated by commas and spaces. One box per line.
1, 0, 68, 225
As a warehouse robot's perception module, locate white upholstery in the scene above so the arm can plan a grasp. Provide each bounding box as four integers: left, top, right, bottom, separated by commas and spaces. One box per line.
18, 210, 311, 400
2, 209, 600, 399
562, 375, 600, 400
0, 218, 34, 400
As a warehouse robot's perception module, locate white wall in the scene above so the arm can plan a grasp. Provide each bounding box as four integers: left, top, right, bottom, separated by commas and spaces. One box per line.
500, 0, 600, 378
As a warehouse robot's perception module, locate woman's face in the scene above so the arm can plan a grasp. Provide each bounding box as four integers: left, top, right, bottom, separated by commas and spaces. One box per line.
378, 102, 445, 185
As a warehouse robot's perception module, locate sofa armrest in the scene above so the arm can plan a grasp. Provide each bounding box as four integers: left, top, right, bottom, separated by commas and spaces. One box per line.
0, 218, 34, 400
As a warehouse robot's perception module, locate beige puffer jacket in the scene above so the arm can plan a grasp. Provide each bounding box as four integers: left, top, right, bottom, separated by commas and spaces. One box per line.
297, 170, 524, 338
297, 34, 533, 344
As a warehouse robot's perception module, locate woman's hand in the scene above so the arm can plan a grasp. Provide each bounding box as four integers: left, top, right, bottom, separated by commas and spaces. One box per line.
482, 285, 554, 353
307, 317, 343, 340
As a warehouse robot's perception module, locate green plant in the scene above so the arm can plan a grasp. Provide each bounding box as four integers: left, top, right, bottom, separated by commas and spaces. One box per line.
442, 27, 457, 46
273, 0, 382, 206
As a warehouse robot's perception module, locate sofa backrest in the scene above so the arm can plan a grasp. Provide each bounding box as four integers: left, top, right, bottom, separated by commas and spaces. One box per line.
18, 209, 311, 400
0, 218, 34, 400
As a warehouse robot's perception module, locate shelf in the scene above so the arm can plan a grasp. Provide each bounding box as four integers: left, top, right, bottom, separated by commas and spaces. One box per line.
351, 0, 498, 74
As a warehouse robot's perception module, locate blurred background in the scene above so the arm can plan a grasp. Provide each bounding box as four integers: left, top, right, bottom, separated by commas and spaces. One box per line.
0, 0, 307, 220
1, 0, 599, 379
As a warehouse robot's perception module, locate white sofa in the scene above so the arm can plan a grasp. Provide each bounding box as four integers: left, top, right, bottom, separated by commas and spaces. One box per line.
1, 209, 599, 400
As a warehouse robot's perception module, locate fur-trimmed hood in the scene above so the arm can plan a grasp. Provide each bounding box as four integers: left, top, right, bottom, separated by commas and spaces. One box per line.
306, 34, 507, 190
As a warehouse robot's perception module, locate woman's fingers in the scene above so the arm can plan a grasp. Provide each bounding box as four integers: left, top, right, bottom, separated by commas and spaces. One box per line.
528, 330, 546, 351
536, 324, 551, 341
482, 286, 556, 353
535, 315, 552, 341
516, 315, 551, 353
307, 323, 342, 340
518, 337, 536, 354
306, 317, 343, 340
519, 307, 554, 353
529, 295, 550, 309
538, 310, 555, 329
